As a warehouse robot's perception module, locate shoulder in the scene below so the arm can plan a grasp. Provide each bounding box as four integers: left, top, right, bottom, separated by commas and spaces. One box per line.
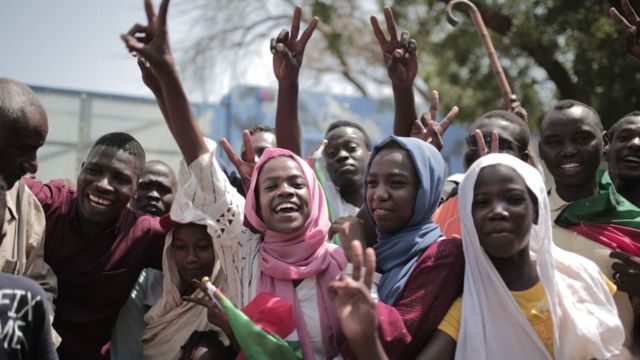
0, 273, 47, 298
419, 237, 463, 262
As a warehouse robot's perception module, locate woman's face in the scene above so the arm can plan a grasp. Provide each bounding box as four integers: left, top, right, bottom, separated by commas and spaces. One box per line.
172, 223, 215, 287
257, 157, 311, 234
472, 165, 537, 258
366, 147, 419, 234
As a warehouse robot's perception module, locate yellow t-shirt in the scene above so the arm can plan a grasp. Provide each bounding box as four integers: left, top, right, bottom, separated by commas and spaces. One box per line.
437, 279, 617, 358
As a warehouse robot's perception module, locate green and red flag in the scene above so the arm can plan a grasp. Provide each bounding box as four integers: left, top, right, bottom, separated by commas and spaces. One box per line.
204, 282, 302, 360
555, 170, 640, 256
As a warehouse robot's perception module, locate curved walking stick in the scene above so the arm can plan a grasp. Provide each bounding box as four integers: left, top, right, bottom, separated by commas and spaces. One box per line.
446, 0, 514, 110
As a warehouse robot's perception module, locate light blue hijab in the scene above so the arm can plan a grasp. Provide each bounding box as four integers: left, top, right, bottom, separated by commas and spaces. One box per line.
365, 136, 446, 304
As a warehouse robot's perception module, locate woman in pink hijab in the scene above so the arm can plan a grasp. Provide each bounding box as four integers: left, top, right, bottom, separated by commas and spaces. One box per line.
122, 1, 346, 357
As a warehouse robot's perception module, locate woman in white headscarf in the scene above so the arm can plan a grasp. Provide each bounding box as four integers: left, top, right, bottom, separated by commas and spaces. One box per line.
419, 153, 627, 359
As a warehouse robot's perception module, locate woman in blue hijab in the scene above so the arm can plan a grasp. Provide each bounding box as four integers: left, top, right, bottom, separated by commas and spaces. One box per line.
337, 136, 464, 359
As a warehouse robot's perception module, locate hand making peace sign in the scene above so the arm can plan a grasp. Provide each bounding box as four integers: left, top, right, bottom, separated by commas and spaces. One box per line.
271, 6, 320, 85
410, 90, 460, 151
220, 130, 256, 194
371, 6, 418, 88
610, 0, 640, 60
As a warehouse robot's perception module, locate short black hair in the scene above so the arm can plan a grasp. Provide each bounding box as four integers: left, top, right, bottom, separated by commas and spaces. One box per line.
247, 124, 274, 136
472, 110, 530, 148
325, 120, 371, 150
90, 132, 146, 173
540, 100, 603, 132
609, 111, 640, 140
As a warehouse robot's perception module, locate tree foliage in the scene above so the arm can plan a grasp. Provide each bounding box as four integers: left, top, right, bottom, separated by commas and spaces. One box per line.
180, 0, 640, 129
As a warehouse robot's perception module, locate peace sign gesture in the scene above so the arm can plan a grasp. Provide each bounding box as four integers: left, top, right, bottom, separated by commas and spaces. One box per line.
271, 6, 319, 85
120, 0, 174, 72
371, 6, 418, 88
410, 90, 460, 151
610, 0, 640, 60
220, 130, 256, 193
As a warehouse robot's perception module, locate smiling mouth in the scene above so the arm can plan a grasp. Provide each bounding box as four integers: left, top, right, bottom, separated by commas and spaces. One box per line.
88, 194, 113, 209
273, 202, 299, 214
622, 155, 640, 164
558, 162, 582, 173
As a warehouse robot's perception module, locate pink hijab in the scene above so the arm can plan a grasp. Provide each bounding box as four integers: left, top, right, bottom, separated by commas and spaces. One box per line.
244, 148, 347, 359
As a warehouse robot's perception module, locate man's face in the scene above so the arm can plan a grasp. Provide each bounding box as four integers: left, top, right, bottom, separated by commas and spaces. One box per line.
131, 162, 176, 216
0, 106, 48, 187
323, 126, 370, 190
539, 108, 603, 187
76, 145, 140, 226
241, 131, 277, 162
608, 117, 640, 184
463, 118, 527, 170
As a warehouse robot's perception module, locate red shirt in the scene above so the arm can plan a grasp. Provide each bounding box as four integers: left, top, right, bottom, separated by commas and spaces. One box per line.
25, 178, 165, 359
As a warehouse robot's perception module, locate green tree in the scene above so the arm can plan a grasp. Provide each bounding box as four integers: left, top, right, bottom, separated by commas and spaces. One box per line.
181, 0, 640, 128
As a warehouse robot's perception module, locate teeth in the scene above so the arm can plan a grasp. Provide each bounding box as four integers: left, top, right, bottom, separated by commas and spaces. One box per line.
89, 194, 112, 208
560, 163, 580, 169
374, 209, 389, 215
275, 202, 298, 212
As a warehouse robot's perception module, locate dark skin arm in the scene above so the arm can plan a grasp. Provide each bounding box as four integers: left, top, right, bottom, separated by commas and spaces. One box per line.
272, 6, 319, 156
121, 0, 208, 164
371, 6, 418, 136
416, 330, 456, 360
610, 0, 640, 60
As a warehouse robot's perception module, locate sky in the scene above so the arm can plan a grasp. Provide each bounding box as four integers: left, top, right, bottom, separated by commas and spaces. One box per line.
0, 0, 278, 101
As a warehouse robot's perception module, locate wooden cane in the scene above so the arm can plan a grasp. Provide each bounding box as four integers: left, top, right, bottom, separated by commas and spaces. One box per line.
446, 0, 514, 110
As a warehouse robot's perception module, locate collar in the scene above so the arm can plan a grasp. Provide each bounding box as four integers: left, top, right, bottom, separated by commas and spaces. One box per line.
547, 186, 569, 214
5, 182, 19, 221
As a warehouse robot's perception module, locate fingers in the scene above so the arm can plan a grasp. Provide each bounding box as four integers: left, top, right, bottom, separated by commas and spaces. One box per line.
400, 31, 409, 48
370, 16, 387, 46
407, 39, 417, 54
316, 139, 328, 154
351, 240, 363, 282
299, 16, 319, 47
158, 0, 170, 30
439, 106, 459, 134
275, 43, 296, 65
220, 138, 243, 170
430, 90, 440, 121
610, 7, 633, 31
412, 119, 427, 136
621, 0, 640, 24
276, 29, 290, 44
121, 34, 146, 54
383, 6, 398, 40
290, 6, 301, 40
242, 130, 256, 164
363, 247, 376, 290
144, 0, 156, 25
490, 131, 499, 153
127, 23, 148, 38
473, 129, 487, 155
270, 38, 276, 55
610, 250, 640, 265
191, 278, 213, 300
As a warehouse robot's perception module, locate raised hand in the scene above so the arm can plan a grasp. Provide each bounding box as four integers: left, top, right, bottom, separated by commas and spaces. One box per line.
329, 241, 387, 359
610, 250, 640, 297
472, 129, 500, 157
371, 6, 418, 88
329, 216, 366, 262
502, 94, 528, 122
610, 0, 640, 60
410, 90, 459, 151
120, 0, 174, 72
271, 6, 319, 85
220, 130, 256, 193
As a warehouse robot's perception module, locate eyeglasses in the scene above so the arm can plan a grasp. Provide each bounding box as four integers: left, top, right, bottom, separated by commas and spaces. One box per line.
465, 134, 525, 153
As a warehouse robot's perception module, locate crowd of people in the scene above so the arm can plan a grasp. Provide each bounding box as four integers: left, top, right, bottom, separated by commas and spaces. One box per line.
2, 0, 640, 359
